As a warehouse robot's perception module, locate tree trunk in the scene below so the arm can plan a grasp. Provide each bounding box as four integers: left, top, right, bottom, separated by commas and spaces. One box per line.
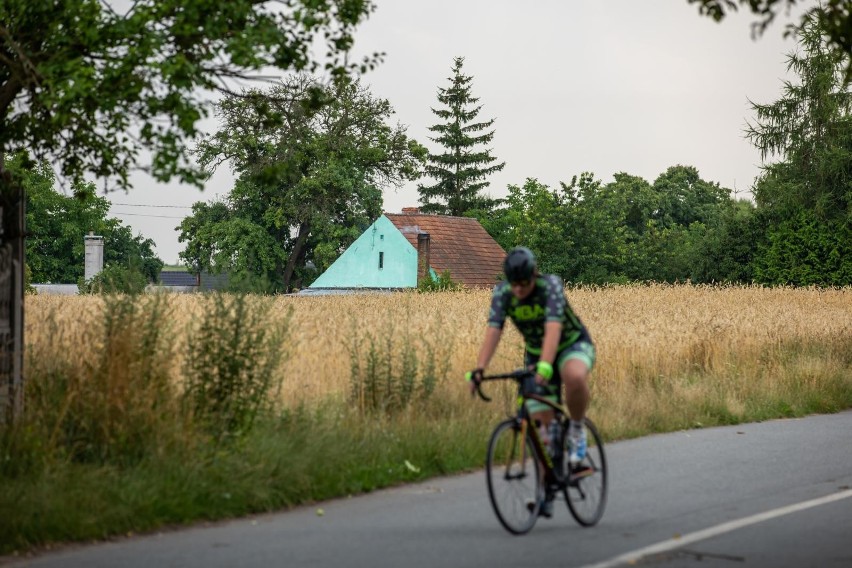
281, 221, 310, 292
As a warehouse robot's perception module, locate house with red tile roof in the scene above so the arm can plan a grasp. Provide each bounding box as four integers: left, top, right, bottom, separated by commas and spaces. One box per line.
308, 208, 506, 290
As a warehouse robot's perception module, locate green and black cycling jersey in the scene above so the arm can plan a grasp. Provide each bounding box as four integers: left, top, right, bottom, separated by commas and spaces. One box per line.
487, 274, 591, 355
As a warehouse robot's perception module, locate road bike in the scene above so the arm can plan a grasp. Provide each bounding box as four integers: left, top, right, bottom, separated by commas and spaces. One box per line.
471, 369, 608, 534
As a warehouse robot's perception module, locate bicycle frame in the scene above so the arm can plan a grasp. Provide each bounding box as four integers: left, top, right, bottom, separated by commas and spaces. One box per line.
477, 370, 569, 485
520, 392, 571, 484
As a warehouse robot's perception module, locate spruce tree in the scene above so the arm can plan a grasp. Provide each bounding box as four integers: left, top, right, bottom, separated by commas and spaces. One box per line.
746, 13, 852, 285
418, 57, 505, 216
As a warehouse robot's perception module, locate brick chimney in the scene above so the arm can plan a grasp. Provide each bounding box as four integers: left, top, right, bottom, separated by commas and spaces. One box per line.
417, 232, 431, 285
402, 207, 420, 214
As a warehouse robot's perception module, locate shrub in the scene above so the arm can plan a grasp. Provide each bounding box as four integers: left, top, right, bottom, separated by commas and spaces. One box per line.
78, 264, 148, 295
417, 269, 462, 292
183, 293, 292, 440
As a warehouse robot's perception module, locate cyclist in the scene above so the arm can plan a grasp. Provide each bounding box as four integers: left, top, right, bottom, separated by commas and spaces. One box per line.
467, 246, 595, 518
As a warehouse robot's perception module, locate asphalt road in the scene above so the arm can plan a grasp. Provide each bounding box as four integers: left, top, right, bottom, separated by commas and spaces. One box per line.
5, 411, 852, 568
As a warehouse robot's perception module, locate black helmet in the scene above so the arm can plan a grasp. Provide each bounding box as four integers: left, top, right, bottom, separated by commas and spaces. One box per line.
504, 247, 537, 282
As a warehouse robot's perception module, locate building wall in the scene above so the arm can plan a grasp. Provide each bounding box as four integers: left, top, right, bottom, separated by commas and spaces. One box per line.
309, 216, 417, 288
32, 284, 78, 295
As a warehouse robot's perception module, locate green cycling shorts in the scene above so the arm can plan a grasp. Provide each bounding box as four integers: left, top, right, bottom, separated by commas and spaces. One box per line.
523, 341, 596, 414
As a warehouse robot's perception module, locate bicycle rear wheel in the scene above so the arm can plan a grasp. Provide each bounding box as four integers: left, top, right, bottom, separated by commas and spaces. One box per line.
563, 417, 608, 526
486, 418, 541, 535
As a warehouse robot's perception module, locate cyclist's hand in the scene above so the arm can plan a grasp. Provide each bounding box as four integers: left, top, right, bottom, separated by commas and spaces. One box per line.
534, 360, 553, 385
466, 368, 484, 395
525, 364, 545, 385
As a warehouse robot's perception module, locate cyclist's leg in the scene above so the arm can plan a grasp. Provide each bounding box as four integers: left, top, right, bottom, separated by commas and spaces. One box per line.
556, 341, 595, 423
557, 342, 595, 467
524, 351, 558, 444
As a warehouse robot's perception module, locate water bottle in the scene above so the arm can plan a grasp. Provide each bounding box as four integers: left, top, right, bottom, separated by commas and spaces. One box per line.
548, 419, 562, 459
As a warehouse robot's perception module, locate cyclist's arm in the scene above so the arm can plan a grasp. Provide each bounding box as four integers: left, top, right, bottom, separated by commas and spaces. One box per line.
537, 321, 563, 383
476, 326, 503, 370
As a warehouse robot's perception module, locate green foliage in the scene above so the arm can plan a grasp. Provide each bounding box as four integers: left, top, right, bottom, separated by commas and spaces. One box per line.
746, 14, 852, 285
418, 57, 505, 216
688, 1, 852, 79
6, 154, 163, 284
480, 178, 576, 276
689, 200, 762, 283
0, 407, 493, 555
23, 263, 35, 295
747, 15, 851, 223
478, 168, 734, 284
78, 264, 149, 295
183, 294, 293, 440
417, 269, 462, 292
224, 270, 277, 295
178, 76, 425, 292
0, 0, 379, 193
651, 165, 731, 228
754, 210, 852, 285
105, 225, 163, 285
178, 196, 281, 281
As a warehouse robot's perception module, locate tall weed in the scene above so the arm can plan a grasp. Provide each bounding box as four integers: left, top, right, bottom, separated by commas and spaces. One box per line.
182, 293, 292, 440
348, 315, 451, 414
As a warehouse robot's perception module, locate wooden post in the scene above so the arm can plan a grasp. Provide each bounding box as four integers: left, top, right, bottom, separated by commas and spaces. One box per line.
0, 156, 25, 424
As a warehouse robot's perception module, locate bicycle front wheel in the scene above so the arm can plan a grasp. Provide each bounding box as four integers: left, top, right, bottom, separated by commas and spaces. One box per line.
486, 418, 542, 535
564, 417, 608, 527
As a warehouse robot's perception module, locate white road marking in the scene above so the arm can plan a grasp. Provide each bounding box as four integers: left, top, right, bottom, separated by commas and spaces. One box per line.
580, 488, 852, 568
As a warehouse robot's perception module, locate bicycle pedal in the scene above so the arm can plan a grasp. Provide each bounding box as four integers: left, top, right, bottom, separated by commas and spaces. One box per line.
569, 466, 594, 483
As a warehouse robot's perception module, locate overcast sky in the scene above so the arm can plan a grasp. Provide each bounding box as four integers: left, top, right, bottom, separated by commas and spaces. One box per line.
110, 0, 810, 265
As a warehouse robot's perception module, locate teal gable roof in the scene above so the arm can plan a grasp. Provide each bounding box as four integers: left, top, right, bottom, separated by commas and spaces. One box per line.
309, 215, 418, 288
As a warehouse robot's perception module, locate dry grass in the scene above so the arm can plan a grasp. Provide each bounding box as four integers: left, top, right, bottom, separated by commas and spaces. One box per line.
24, 284, 852, 437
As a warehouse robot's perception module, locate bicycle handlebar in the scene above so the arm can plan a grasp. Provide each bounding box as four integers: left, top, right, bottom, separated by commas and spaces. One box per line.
471, 369, 536, 402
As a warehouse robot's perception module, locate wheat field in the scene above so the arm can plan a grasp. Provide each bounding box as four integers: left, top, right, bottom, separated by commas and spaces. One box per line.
8, 284, 849, 554
24, 285, 852, 435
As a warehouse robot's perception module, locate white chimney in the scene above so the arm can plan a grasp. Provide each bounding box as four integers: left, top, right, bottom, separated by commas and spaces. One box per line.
84, 232, 104, 281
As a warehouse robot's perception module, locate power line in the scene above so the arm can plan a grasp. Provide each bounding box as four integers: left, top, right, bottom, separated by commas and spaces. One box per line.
111, 203, 193, 209
112, 212, 186, 219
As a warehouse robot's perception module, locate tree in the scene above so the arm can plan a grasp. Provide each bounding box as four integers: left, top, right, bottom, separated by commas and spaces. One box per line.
178, 194, 281, 284
746, 13, 852, 285
753, 209, 851, 285
418, 57, 505, 216
178, 76, 425, 291
651, 165, 730, 228
747, 14, 852, 221
689, 199, 762, 283
480, 179, 574, 276
0, 0, 378, 418
478, 167, 737, 284
11, 154, 163, 285
689, 0, 852, 78
1, 0, 379, 191
559, 173, 631, 283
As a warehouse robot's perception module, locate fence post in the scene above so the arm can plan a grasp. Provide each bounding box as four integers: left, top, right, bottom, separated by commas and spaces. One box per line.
0, 171, 25, 424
